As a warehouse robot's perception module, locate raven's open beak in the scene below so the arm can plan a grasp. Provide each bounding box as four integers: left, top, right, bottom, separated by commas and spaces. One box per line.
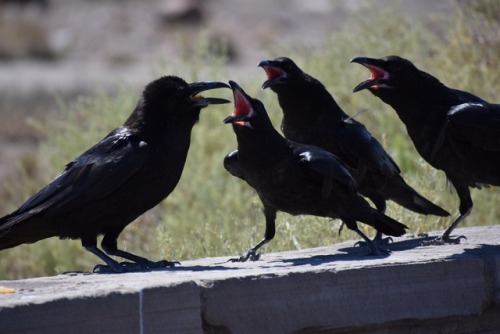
351, 57, 390, 92
258, 60, 288, 90
223, 114, 252, 124
223, 80, 254, 126
189, 81, 231, 107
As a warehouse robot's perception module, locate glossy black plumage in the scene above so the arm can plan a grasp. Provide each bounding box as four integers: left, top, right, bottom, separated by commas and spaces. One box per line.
258, 57, 449, 244
223, 81, 407, 261
0, 76, 229, 272
352, 55, 500, 244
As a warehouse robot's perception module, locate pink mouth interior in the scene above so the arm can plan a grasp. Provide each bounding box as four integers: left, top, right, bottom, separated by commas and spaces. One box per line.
232, 88, 251, 118
263, 66, 286, 80
367, 65, 387, 80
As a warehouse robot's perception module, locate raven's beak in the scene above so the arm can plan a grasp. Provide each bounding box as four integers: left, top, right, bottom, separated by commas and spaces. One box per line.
223, 80, 254, 126
189, 81, 231, 107
223, 114, 252, 124
351, 57, 390, 93
258, 60, 287, 90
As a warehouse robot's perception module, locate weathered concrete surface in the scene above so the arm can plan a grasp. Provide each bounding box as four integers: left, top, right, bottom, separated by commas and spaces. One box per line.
0, 226, 499, 334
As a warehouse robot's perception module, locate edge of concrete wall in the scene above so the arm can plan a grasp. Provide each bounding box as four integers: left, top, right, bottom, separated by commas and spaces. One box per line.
1, 226, 499, 334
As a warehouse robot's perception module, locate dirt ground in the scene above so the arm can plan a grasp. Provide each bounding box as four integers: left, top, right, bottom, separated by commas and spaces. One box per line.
0, 0, 454, 202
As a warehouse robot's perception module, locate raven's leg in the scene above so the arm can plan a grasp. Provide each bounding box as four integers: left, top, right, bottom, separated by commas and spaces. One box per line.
345, 220, 390, 255
81, 237, 127, 273
230, 204, 276, 262
353, 194, 392, 247
421, 181, 469, 246
97, 231, 179, 272
370, 196, 393, 244
101, 230, 148, 262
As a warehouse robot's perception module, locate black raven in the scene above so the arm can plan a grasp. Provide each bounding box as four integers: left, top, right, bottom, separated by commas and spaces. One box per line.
223, 80, 407, 261
0, 76, 229, 272
258, 56, 448, 245
352, 55, 500, 244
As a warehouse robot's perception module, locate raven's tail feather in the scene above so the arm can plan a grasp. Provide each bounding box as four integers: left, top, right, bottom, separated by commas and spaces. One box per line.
385, 175, 450, 217
371, 211, 408, 237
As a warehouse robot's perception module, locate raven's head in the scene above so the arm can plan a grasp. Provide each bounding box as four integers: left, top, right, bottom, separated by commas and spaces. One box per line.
258, 57, 307, 89
351, 55, 420, 93
129, 76, 230, 129
223, 81, 273, 131
144, 76, 229, 110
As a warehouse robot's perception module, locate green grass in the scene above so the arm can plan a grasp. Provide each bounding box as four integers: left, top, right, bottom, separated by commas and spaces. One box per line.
1, 3, 500, 279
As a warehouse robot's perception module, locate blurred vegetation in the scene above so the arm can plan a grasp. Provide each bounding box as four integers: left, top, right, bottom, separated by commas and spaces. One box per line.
1, 1, 500, 279
0, 16, 57, 61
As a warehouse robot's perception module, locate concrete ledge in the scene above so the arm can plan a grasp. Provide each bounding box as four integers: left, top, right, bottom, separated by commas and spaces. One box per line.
1, 226, 499, 334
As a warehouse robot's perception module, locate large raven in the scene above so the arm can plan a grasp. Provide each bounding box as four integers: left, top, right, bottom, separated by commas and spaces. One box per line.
258, 56, 448, 245
0, 76, 229, 272
352, 55, 500, 244
223, 80, 406, 261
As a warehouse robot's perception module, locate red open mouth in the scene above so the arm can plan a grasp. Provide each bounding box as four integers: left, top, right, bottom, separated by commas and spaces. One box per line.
233, 88, 251, 118
263, 65, 287, 81
231, 86, 253, 126
352, 63, 390, 92
366, 64, 388, 82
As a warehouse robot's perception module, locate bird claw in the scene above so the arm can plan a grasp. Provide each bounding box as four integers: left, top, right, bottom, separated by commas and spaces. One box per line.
146, 259, 180, 268
353, 240, 390, 255
354, 236, 393, 248
353, 240, 365, 248
228, 250, 261, 263
366, 243, 390, 256
420, 235, 467, 246
93, 262, 134, 274
374, 236, 393, 245
93, 259, 180, 273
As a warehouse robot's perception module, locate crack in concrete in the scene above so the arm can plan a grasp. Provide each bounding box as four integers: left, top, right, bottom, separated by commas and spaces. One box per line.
139, 288, 144, 334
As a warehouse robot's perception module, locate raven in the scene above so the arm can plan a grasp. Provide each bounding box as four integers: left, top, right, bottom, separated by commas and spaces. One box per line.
352, 55, 500, 244
0, 76, 229, 272
258, 56, 448, 245
223, 80, 407, 261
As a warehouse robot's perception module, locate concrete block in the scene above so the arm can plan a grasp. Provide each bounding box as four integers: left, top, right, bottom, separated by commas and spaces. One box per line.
0, 291, 139, 334
0, 226, 499, 334
201, 259, 486, 334
492, 256, 500, 307
141, 281, 202, 334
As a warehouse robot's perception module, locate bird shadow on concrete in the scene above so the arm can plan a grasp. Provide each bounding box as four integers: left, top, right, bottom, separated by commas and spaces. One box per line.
444, 243, 500, 260
371, 234, 436, 252
62, 242, 500, 276
268, 247, 391, 267
62, 262, 239, 276
336, 234, 433, 253
168, 264, 242, 272
267, 235, 440, 267
89, 263, 240, 275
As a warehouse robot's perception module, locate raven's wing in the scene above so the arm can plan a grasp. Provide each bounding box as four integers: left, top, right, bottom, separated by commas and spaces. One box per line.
336, 120, 400, 176
0, 128, 149, 230
451, 88, 488, 104
430, 102, 500, 163
223, 149, 246, 181
294, 144, 357, 192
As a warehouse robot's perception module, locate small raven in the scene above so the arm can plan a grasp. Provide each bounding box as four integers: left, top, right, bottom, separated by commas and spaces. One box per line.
352, 55, 500, 244
223, 80, 407, 261
258, 57, 448, 245
0, 76, 229, 272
